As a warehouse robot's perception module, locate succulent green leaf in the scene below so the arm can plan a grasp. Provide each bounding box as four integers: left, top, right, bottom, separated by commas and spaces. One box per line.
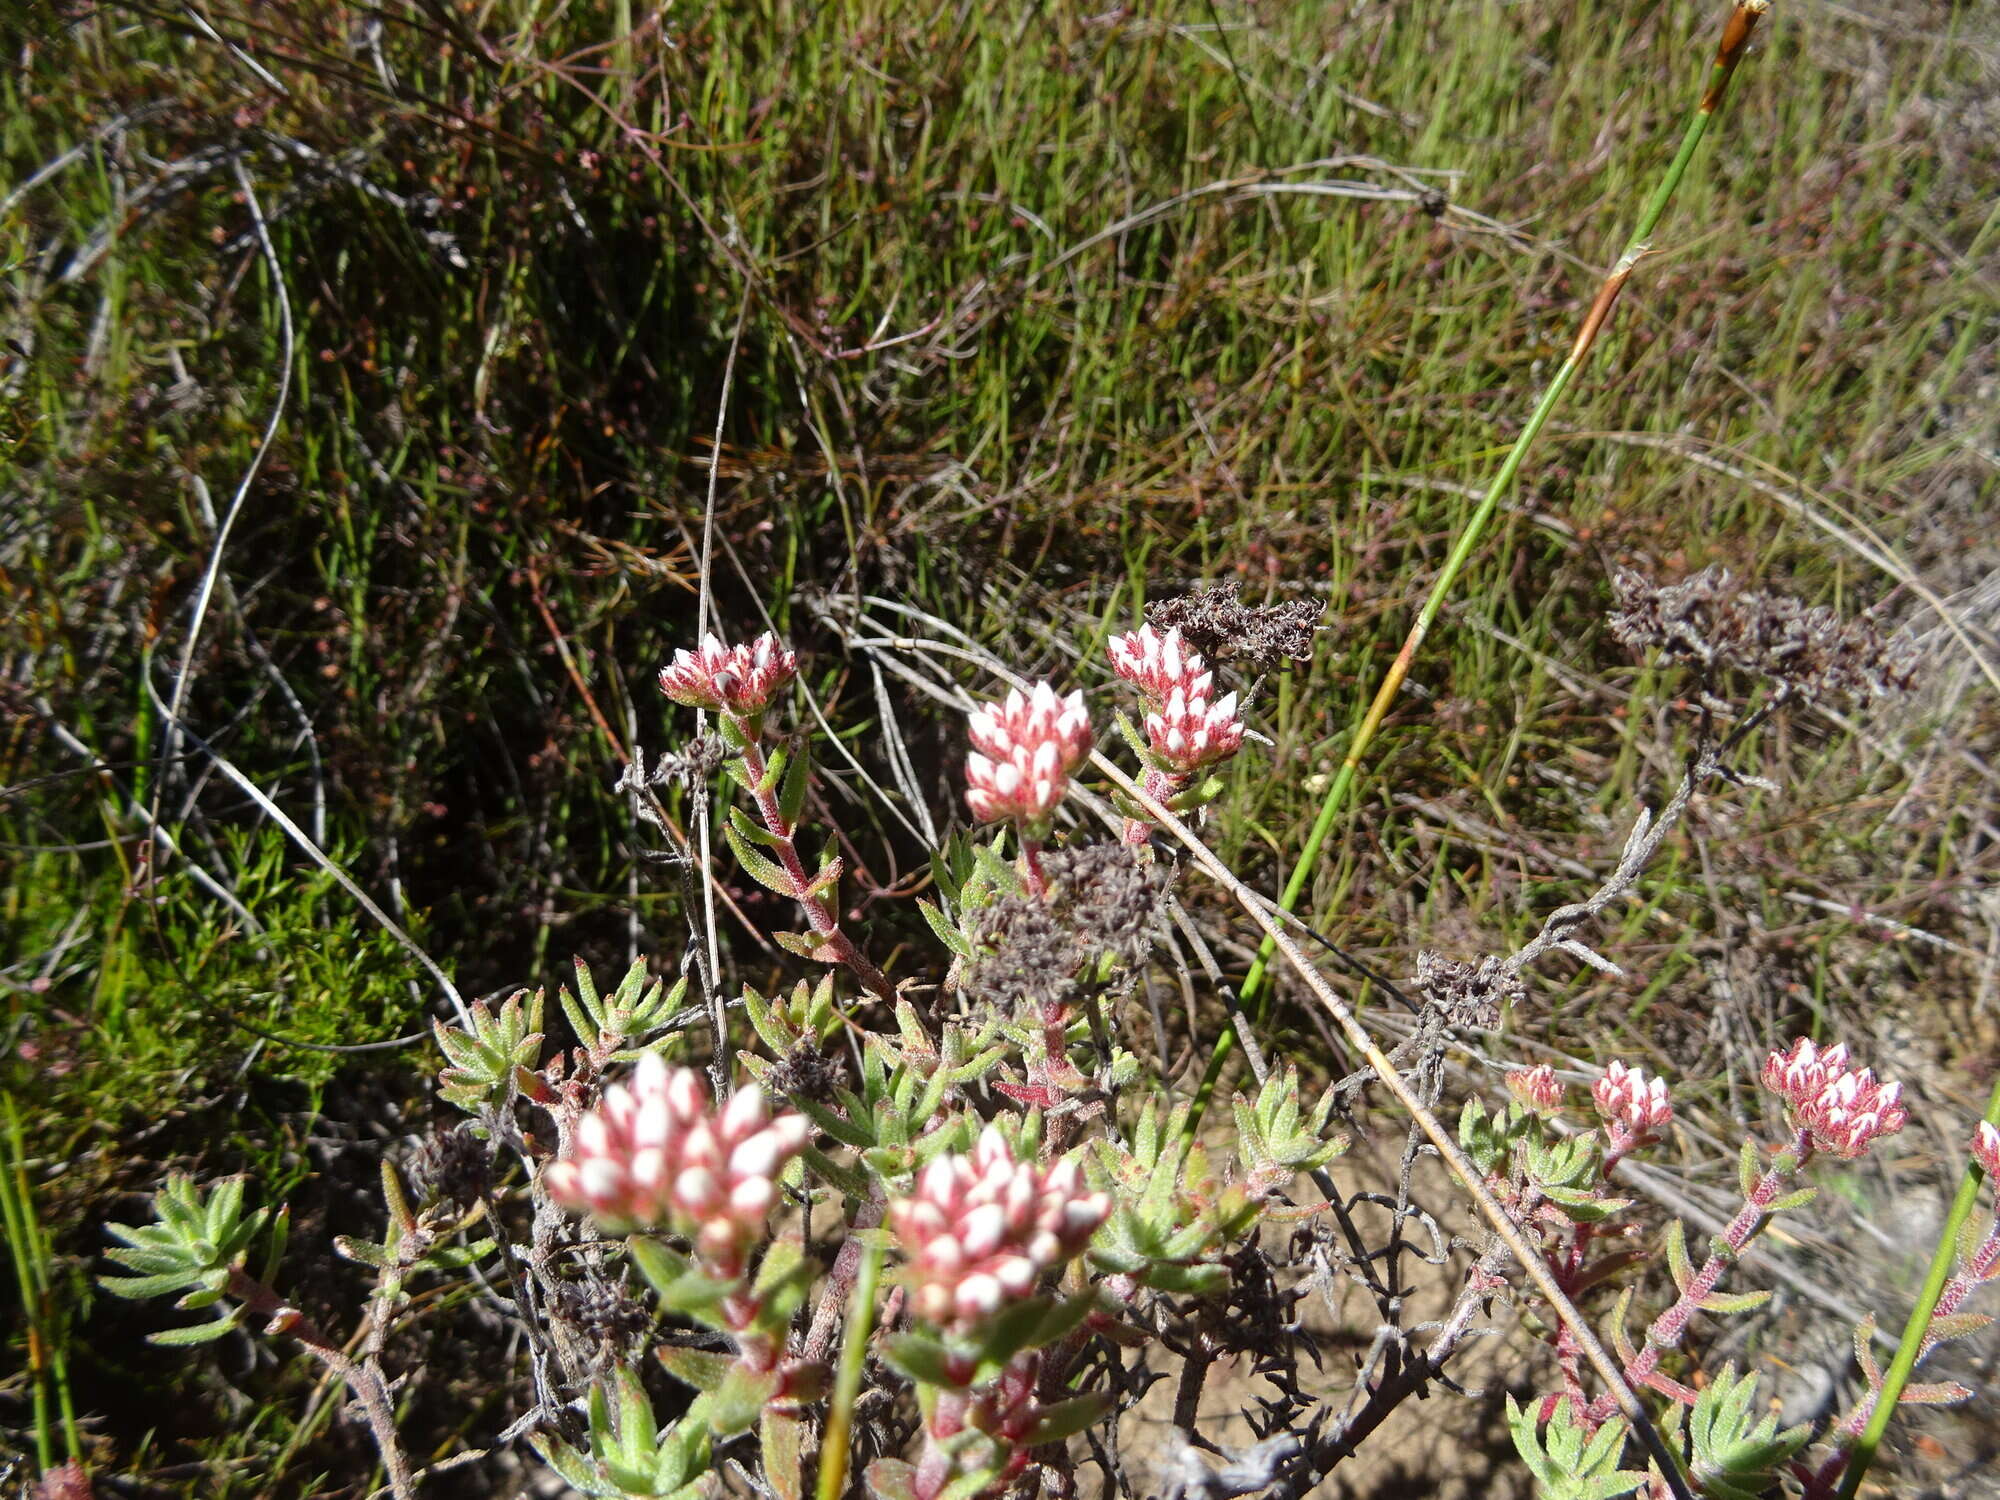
865, 1459, 919, 1500
708, 1364, 781, 1436
657, 1345, 737, 1392
1507, 1395, 1648, 1500
1538, 1184, 1629, 1223
1923, 1311, 1991, 1347
333, 1235, 392, 1268
920, 898, 975, 960
1686, 1365, 1811, 1500
793, 1096, 875, 1150
1025, 1390, 1114, 1446
1896, 1380, 1974, 1405
773, 930, 842, 963
101, 1242, 187, 1275
421, 1238, 498, 1272
1852, 1313, 1882, 1387
729, 804, 784, 849
725, 824, 798, 896
799, 1143, 873, 1201
616, 1367, 659, 1454
1763, 1186, 1817, 1214
204, 1176, 245, 1239
882, 1331, 960, 1387
778, 738, 812, 827
99, 1269, 202, 1299
763, 1410, 807, 1500
528, 1434, 621, 1498
938, 1467, 1002, 1500
743, 983, 784, 1053
1738, 1138, 1761, 1199
149, 1309, 245, 1346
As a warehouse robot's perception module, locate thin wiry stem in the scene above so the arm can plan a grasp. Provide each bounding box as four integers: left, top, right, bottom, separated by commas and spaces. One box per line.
152, 154, 293, 839
691, 292, 753, 1089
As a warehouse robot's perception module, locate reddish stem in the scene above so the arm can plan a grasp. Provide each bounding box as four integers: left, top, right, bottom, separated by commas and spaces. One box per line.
1019, 836, 1050, 898
1120, 767, 1183, 845
1803, 1219, 2000, 1497
1588, 1128, 1813, 1425
226, 1270, 419, 1498
733, 734, 894, 1004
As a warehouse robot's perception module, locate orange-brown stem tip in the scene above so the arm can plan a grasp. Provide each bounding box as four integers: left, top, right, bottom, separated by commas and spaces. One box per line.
1703, 1, 1770, 112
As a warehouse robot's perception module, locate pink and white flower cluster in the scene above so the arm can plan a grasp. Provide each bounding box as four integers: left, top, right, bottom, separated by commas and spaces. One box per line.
1108, 626, 1214, 704
1592, 1061, 1673, 1156
1760, 1037, 1908, 1160
1107, 626, 1244, 774
1508, 1064, 1565, 1115
545, 1055, 810, 1275
964, 683, 1092, 828
658, 632, 798, 718
889, 1126, 1111, 1331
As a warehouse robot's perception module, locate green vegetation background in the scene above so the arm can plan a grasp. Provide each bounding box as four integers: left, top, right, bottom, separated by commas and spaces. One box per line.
3, 0, 1994, 1492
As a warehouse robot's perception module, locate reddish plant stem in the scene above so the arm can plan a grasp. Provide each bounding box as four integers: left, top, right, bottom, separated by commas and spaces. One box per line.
1120, 768, 1182, 846
226, 1270, 418, 1499
913, 1388, 969, 1500
1019, 836, 1050, 898
1550, 1218, 1594, 1416
1587, 1128, 1814, 1425
804, 1201, 885, 1362
733, 734, 894, 1004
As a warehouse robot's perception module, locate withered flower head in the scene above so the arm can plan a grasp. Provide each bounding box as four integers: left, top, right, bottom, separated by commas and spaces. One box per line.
1145, 584, 1321, 675
409, 1123, 493, 1210
1413, 951, 1523, 1029
1608, 566, 1918, 703
966, 843, 1169, 1010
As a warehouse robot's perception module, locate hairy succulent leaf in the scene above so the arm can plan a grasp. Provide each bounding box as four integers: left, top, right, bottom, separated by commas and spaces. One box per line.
434, 990, 544, 1114
1687, 1365, 1811, 1500
1507, 1396, 1648, 1500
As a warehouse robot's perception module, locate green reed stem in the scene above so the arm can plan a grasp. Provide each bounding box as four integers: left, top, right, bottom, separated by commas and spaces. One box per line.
1187, 0, 1772, 1137
815, 1237, 883, 1500
2, 1094, 80, 1470
1834, 1074, 2000, 1499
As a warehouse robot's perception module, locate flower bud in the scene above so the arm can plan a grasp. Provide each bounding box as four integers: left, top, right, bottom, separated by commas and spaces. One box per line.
1760, 1037, 1908, 1160
1592, 1061, 1673, 1154
1974, 1120, 2000, 1180
545, 1066, 811, 1278
887, 1126, 1110, 1334
964, 683, 1092, 828
1507, 1065, 1564, 1115
658, 632, 798, 719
